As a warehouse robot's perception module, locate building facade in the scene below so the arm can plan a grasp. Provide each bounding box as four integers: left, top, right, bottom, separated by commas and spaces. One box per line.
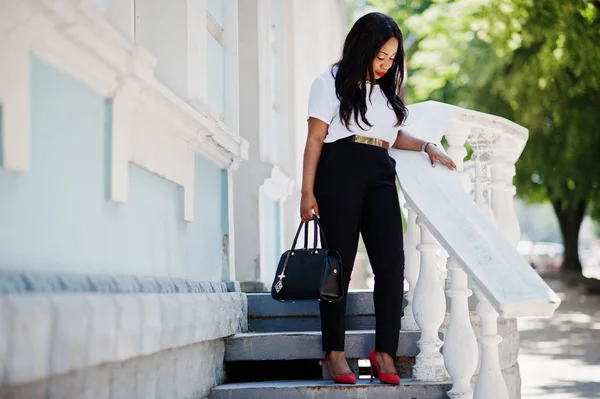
0, 0, 345, 397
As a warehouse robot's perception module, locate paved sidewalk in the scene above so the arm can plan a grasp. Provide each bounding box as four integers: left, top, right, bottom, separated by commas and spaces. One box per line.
519, 279, 600, 399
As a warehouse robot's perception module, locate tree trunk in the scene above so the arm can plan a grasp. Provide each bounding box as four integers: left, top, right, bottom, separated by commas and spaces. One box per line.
551, 200, 587, 275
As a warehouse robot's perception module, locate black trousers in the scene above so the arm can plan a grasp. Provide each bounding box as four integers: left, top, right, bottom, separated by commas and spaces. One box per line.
314, 139, 405, 358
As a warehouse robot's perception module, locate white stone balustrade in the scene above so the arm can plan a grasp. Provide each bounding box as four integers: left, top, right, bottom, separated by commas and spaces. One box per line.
394, 100, 559, 399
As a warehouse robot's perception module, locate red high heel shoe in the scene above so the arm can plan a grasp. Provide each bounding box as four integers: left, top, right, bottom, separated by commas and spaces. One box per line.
323, 355, 357, 384
369, 349, 400, 385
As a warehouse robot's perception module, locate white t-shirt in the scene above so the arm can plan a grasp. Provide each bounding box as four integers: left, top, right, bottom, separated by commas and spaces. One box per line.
307, 67, 400, 144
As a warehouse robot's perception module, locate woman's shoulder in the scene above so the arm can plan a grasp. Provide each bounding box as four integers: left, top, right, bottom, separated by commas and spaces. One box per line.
314, 66, 337, 85
311, 66, 337, 96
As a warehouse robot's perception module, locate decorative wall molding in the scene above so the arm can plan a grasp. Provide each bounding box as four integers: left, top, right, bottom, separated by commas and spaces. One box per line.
0, 0, 249, 221
261, 166, 294, 201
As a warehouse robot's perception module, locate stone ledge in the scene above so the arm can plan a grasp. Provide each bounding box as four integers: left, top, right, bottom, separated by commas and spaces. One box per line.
0, 291, 247, 385
225, 330, 420, 361
1, 338, 226, 399
210, 379, 452, 399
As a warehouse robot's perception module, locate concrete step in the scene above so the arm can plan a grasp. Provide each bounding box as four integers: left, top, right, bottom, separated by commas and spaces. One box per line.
248, 291, 374, 318
225, 330, 419, 361
210, 380, 451, 399
247, 291, 406, 332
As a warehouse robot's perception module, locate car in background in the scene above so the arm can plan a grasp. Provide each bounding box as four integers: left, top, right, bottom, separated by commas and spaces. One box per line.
517, 240, 563, 275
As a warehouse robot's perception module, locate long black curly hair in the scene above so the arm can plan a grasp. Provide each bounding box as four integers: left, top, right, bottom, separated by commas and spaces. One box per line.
333, 12, 408, 130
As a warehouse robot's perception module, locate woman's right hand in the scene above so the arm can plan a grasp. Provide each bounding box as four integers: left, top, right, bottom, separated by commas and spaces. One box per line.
300, 192, 320, 222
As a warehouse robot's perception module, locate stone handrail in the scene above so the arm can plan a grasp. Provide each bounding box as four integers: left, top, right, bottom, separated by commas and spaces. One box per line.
392, 100, 561, 399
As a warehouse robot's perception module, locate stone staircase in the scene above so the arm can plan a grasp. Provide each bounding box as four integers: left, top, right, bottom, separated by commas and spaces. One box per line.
209, 291, 452, 398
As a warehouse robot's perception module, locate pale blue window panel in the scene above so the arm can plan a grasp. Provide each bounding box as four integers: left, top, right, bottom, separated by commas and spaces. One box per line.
208, 33, 226, 119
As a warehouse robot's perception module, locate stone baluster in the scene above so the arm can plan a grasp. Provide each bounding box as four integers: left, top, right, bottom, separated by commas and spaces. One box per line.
401, 202, 420, 331
473, 287, 509, 399
445, 122, 470, 191
443, 258, 479, 399
412, 217, 447, 381
468, 128, 495, 221
442, 121, 480, 398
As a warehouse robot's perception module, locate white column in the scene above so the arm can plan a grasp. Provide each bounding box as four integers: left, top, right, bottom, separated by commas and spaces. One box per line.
444, 258, 479, 399
473, 288, 509, 399
134, 0, 189, 99
187, 0, 209, 109
412, 217, 447, 381
401, 203, 420, 331
223, 168, 236, 281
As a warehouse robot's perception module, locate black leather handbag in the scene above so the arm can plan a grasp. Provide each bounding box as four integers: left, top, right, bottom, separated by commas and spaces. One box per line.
270, 215, 344, 302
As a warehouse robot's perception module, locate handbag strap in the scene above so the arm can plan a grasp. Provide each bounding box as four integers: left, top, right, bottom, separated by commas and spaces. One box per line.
290, 220, 305, 250
304, 221, 309, 250
312, 214, 330, 249
290, 215, 331, 250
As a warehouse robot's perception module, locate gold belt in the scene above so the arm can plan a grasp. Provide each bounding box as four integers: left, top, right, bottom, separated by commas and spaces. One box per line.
351, 135, 390, 149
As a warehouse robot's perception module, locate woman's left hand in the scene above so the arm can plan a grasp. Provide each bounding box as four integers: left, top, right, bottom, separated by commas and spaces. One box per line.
426, 144, 457, 170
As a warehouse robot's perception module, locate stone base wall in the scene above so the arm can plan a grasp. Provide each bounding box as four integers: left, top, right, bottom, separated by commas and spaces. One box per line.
0, 274, 247, 399
503, 362, 522, 399
1, 339, 225, 399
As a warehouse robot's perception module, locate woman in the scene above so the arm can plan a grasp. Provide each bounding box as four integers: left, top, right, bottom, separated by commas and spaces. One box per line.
300, 12, 456, 385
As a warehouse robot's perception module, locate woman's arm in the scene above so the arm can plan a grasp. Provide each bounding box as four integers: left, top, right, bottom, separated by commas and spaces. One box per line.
392, 129, 427, 151
392, 129, 457, 170
300, 117, 328, 221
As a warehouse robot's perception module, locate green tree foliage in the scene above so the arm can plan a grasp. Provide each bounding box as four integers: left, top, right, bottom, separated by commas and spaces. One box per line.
372, 0, 600, 273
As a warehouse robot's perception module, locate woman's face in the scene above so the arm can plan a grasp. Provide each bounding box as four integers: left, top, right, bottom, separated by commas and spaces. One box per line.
371, 37, 398, 80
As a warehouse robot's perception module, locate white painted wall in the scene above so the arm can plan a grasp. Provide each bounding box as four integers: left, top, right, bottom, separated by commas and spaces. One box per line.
282, 0, 347, 250
234, 0, 346, 286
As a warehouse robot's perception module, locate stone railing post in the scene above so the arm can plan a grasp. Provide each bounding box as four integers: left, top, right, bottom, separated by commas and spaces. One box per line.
473, 287, 509, 399
401, 202, 420, 331
489, 135, 517, 245
443, 121, 480, 398
445, 122, 470, 190
412, 217, 447, 381
468, 127, 495, 221
444, 258, 479, 399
